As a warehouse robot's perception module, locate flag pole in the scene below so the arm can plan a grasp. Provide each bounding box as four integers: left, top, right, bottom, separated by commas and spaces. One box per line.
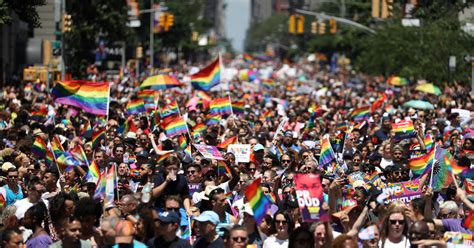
429, 145, 437, 187
48, 140, 63, 177
176, 100, 193, 143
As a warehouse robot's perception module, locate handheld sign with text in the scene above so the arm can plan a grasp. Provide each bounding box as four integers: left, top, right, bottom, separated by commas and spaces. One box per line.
294, 173, 328, 222
227, 144, 251, 163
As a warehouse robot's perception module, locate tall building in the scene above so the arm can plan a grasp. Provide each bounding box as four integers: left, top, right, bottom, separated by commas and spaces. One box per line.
251, 0, 273, 23
203, 0, 226, 40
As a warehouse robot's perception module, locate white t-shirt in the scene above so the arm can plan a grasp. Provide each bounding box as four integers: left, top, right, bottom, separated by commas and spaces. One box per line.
263, 236, 288, 248
380, 236, 409, 248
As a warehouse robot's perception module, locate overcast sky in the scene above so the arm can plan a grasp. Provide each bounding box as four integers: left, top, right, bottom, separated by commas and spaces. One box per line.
225, 0, 250, 52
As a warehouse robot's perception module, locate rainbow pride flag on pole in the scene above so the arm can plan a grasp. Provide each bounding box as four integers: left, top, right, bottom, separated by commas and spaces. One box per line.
217, 160, 231, 176
350, 106, 371, 122
126, 98, 146, 115
431, 148, 454, 191
409, 146, 435, 176
191, 57, 221, 91
93, 170, 106, 200
92, 127, 106, 150
319, 136, 336, 166
52, 80, 110, 115
161, 100, 179, 118
244, 178, 272, 224
85, 160, 100, 184
163, 115, 188, 138
32, 137, 47, 158
232, 101, 245, 115
210, 98, 232, 115
105, 164, 117, 204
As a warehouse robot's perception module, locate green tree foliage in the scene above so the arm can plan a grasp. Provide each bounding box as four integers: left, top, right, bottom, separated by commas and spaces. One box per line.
64, 0, 132, 77
0, 0, 46, 27
245, 13, 288, 52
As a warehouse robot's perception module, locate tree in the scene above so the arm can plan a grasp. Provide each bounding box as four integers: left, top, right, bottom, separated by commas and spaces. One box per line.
0, 0, 46, 28
64, 0, 132, 77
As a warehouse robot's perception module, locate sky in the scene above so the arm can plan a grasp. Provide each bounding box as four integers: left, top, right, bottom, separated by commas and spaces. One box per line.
225, 0, 250, 52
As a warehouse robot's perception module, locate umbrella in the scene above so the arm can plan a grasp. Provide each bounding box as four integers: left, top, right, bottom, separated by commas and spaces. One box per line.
140, 75, 184, 90
403, 100, 434, 110
387, 76, 409, 86
415, 83, 442, 95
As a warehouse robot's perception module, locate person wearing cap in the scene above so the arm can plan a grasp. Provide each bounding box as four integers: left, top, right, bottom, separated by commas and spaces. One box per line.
193, 211, 224, 248
147, 211, 191, 248
281, 131, 300, 153
240, 203, 264, 247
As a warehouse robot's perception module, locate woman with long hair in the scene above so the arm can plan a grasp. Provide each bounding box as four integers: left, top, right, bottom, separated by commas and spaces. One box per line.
379, 208, 409, 248
23, 201, 52, 248
263, 210, 294, 248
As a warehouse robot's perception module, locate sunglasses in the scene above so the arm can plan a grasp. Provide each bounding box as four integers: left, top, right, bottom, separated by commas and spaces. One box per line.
8, 175, 18, 179
232, 236, 248, 243
281, 160, 291, 163
389, 219, 405, 225
248, 168, 256, 171
275, 220, 288, 225
166, 207, 180, 212
187, 170, 197, 175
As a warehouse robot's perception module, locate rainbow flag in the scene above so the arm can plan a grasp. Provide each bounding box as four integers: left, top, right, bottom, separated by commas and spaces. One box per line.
409, 147, 435, 176
192, 123, 207, 135
178, 135, 187, 150
105, 164, 117, 204
195, 91, 212, 102
371, 93, 387, 113
157, 151, 173, 164
52, 80, 110, 115
140, 75, 184, 90
118, 117, 137, 134
93, 170, 106, 200
85, 160, 100, 184
92, 127, 106, 150
424, 134, 434, 151
431, 148, 454, 191
32, 137, 47, 158
463, 211, 474, 231
69, 145, 88, 166
350, 106, 370, 122
45, 147, 55, 168
126, 98, 146, 115
244, 178, 272, 224
191, 57, 221, 91
80, 121, 93, 137
217, 160, 231, 176
184, 145, 192, 158
31, 106, 48, 121
210, 98, 232, 115
163, 116, 188, 138
459, 168, 474, 181
319, 136, 336, 166
243, 53, 253, 63
217, 136, 237, 150
51, 136, 65, 158
261, 79, 275, 90
391, 120, 415, 140
206, 113, 222, 125
232, 101, 245, 115
161, 100, 179, 118
137, 89, 157, 102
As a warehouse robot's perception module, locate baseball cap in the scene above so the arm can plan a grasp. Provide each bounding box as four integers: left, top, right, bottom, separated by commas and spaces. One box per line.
136, 151, 148, 158
253, 144, 264, 151
194, 211, 219, 225
201, 185, 218, 200
1, 162, 15, 173
284, 131, 293, 137
158, 211, 180, 224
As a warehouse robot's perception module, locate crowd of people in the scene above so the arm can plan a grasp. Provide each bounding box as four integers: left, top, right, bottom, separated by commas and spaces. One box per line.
0, 53, 473, 248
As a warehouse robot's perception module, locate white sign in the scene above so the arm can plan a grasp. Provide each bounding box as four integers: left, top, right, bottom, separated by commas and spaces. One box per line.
227, 144, 251, 163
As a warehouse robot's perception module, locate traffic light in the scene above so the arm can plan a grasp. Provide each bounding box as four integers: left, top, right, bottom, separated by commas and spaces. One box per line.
318, 22, 326, 34
167, 14, 174, 29
296, 15, 304, 34
288, 15, 296, 34
159, 12, 175, 32
329, 18, 337, 34
372, 0, 380, 18
62, 13, 72, 33
191, 31, 199, 41
311, 21, 317, 34
381, 0, 393, 19
159, 13, 167, 28
136, 46, 143, 59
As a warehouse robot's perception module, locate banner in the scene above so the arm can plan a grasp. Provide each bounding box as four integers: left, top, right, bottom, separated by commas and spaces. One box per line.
381, 178, 422, 204
227, 144, 251, 163
294, 174, 328, 222
444, 232, 473, 248
193, 144, 224, 160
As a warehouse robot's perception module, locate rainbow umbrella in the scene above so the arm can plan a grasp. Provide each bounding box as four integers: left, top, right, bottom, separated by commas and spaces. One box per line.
415, 83, 441, 95
387, 76, 409, 86
140, 75, 184, 90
